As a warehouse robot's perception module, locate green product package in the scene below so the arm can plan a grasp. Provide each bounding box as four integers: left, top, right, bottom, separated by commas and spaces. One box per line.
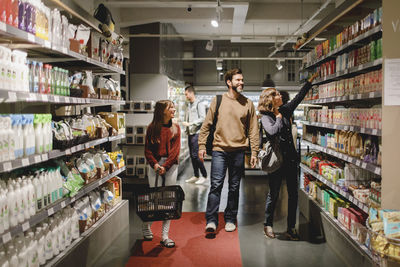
63, 167, 85, 197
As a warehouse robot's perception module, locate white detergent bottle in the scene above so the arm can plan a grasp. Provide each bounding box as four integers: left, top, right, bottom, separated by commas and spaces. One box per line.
27, 177, 36, 217
10, 115, 19, 160
59, 217, 66, 251
7, 184, 17, 228
35, 227, 46, 266
64, 209, 72, 246
16, 239, 27, 267
45, 171, 51, 205
71, 208, 80, 240
51, 169, 57, 202
43, 222, 53, 260
7, 245, 18, 267
32, 174, 42, 211
0, 117, 5, 162
29, 115, 36, 155
41, 172, 48, 208
15, 115, 24, 159
28, 231, 39, 267
21, 180, 30, 220
56, 167, 63, 199
0, 189, 5, 234
2, 189, 9, 231
0, 251, 10, 267
14, 182, 24, 224
5, 116, 15, 161
50, 219, 59, 256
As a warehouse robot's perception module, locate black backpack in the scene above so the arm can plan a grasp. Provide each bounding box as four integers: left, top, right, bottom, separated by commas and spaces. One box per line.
206, 95, 222, 155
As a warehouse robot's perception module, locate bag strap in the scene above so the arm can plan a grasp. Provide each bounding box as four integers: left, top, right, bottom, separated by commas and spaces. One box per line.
212, 95, 222, 128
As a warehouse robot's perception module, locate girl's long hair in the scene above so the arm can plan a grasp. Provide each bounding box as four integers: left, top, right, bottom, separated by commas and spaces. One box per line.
147, 100, 175, 144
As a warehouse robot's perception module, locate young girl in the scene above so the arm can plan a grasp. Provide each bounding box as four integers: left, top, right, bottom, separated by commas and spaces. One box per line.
143, 100, 181, 248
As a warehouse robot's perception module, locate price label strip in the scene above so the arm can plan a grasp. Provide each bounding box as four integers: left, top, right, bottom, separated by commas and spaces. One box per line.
34, 155, 41, 163
41, 154, 48, 162
3, 162, 12, 172
2, 232, 11, 244
48, 207, 54, 216
22, 222, 30, 232
22, 158, 29, 167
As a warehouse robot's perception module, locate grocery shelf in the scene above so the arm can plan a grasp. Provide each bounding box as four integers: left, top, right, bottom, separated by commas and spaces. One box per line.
302, 91, 382, 105
301, 121, 381, 136
0, 89, 125, 105
300, 188, 372, 260
301, 140, 381, 175
303, 25, 382, 70
0, 134, 126, 173
300, 163, 369, 213
0, 22, 125, 75
0, 166, 126, 245
44, 199, 127, 267
312, 58, 383, 86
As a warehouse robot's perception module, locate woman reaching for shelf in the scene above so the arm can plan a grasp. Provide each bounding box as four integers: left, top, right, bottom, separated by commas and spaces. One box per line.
258, 72, 318, 240
143, 100, 181, 248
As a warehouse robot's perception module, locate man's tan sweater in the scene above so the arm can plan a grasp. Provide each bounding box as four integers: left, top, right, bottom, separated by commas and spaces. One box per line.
198, 93, 259, 157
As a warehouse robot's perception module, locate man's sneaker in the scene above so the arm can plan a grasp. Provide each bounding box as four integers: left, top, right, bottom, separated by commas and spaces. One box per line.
185, 176, 199, 183
195, 177, 207, 185
286, 228, 300, 241
225, 222, 236, 232
205, 222, 217, 232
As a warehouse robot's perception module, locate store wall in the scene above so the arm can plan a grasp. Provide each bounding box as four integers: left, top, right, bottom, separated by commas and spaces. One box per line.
382, 0, 400, 209
192, 41, 302, 89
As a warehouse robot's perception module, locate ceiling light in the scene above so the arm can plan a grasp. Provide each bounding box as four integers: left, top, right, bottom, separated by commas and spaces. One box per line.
211, 0, 222, 28
211, 20, 219, 28
276, 60, 283, 71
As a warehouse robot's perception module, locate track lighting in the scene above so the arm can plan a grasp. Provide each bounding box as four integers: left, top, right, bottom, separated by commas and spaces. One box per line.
276, 60, 283, 71
210, 0, 222, 28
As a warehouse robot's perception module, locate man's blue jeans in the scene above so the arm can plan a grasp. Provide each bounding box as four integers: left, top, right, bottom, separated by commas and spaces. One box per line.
205, 150, 245, 226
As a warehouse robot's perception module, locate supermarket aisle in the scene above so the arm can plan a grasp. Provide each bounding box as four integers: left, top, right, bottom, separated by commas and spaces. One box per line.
94, 160, 346, 267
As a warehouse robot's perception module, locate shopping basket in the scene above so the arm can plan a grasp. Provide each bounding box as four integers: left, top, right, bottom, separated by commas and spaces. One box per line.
135, 174, 185, 222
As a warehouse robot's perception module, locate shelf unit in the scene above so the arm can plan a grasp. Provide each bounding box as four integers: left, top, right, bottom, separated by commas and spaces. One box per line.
0, 22, 125, 75
0, 89, 125, 105
301, 121, 381, 136
312, 58, 382, 86
0, 166, 126, 245
44, 199, 128, 267
0, 134, 126, 173
301, 140, 381, 175
300, 188, 372, 259
302, 91, 382, 105
302, 25, 382, 70
300, 163, 369, 213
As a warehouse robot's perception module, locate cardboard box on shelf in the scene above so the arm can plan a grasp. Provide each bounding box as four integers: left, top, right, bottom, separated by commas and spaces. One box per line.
99, 112, 126, 135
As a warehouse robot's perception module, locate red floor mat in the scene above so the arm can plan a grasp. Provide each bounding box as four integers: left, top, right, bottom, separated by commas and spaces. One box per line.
126, 212, 242, 267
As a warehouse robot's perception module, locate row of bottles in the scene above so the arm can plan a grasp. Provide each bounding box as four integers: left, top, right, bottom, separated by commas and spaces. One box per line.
0, 45, 70, 96
0, 167, 64, 233
0, 205, 79, 267
28, 61, 70, 96
0, 114, 52, 163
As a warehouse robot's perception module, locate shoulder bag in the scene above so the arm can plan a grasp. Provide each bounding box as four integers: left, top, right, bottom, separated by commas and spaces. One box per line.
258, 120, 283, 174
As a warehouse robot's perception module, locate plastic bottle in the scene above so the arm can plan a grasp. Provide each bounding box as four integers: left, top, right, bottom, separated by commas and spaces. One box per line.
45, 171, 51, 205
27, 177, 35, 217
0, 189, 5, 234
34, 114, 43, 154
56, 167, 63, 199
18, 0, 26, 31
52, 220, 60, 255
2, 188, 9, 232
29, 61, 34, 92
0, 250, 10, 267
35, 226, 45, 265
0, 117, 5, 162
64, 211, 71, 247
40, 171, 47, 208
33, 61, 39, 93
32, 173, 42, 211
50, 65, 56, 94
7, 245, 18, 267
15, 115, 23, 159
21, 180, 30, 220
7, 184, 17, 228
38, 62, 45, 94
14, 182, 24, 223
43, 222, 53, 260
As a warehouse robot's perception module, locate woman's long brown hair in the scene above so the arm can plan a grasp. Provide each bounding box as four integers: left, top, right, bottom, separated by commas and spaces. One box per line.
147, 100, 174, 144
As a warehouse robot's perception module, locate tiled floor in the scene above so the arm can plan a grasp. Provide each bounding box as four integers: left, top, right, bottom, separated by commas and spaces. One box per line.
93, 161, 345, 267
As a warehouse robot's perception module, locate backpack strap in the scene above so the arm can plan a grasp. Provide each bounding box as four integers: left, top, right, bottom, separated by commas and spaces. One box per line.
212, 95, 222, 127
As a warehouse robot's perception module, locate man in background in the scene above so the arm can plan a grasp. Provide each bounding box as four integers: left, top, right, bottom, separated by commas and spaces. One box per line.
183, 86, 208, 185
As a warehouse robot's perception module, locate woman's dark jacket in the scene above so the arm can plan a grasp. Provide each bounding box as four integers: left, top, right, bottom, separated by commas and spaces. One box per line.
260, 81, 313, 162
